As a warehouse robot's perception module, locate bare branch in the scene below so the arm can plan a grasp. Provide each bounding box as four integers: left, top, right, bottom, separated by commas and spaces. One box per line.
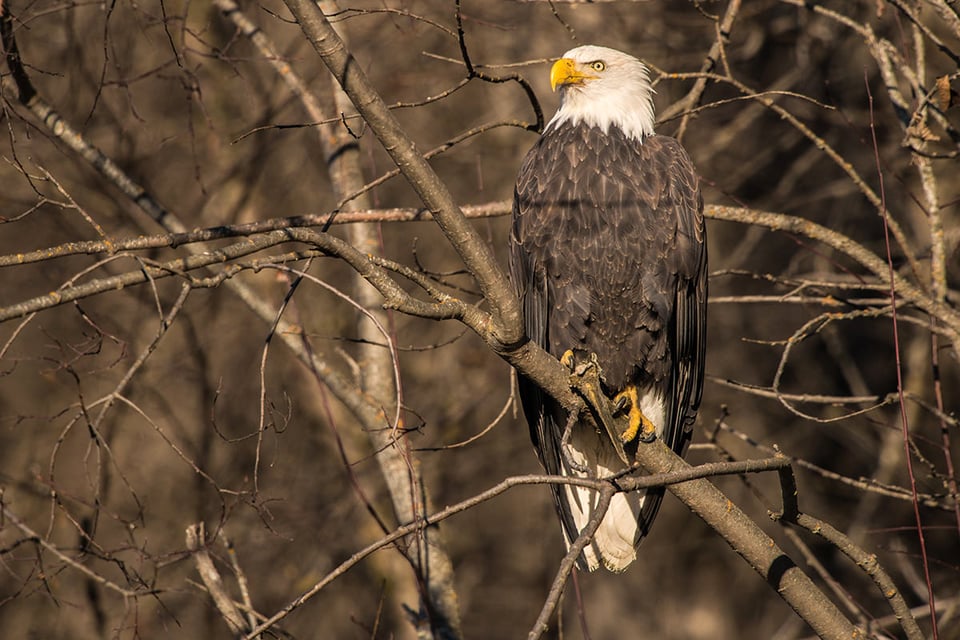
281, 0, 521, 347
773, 464, 924, 640
246, 459, 796, 638
527, 485, 614, 640
187, 523, 250, 637
632, 440, 860, 639
1, 507, 144, 599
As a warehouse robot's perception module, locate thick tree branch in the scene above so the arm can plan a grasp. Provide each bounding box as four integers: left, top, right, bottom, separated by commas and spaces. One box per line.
773, 467, 924, 640
280, 0, 523, 348
632, 440, 861, 640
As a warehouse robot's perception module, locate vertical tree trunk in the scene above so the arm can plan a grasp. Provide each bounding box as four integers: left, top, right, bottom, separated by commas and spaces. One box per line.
314, 4, 462, 637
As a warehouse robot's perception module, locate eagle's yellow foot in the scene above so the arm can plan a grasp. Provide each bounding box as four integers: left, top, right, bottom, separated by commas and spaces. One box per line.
564, 351, 605, 409
564, 351, 631, 464
562, 349, 600, 378
613, 385, 658, 443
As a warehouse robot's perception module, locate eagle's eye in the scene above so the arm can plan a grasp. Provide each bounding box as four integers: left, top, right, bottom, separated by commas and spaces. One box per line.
590, 61, 606, 72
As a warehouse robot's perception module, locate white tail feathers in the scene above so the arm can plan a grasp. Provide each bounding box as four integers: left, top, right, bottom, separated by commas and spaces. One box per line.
562, 390, 666, 572
562, 430, 643, 572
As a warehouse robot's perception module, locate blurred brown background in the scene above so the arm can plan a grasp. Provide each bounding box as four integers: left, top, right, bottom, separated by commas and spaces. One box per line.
1, 1, 958, 638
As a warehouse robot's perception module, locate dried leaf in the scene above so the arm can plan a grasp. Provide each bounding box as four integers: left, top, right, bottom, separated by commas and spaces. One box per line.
907, 120, 941, 142
935, 75, 959, 111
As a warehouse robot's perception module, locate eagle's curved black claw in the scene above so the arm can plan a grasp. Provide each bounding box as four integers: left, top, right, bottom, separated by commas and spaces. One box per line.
613, 394, 630, 415
638, 428, 657, 443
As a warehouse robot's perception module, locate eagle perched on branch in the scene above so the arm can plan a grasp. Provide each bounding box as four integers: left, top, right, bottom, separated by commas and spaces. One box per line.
509, 46, 707, 571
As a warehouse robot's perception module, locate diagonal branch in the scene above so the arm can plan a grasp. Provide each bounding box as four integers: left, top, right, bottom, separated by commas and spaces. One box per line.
774, 461, 924, 640
707, 205, 960, 350
245, 459, 793, 638
279, 0, 522, 349
632, 439, 860, 640
527, 485, 614, 640
187, 523, 250, 637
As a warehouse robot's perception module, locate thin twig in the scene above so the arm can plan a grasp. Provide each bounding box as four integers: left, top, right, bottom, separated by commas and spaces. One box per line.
245, 459, 791, 638
865, 72, 939, 638
1, 507, 145, 598
527, 485, 614, 640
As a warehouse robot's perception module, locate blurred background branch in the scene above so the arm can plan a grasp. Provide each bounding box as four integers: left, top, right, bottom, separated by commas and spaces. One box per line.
2, 1, 958, 638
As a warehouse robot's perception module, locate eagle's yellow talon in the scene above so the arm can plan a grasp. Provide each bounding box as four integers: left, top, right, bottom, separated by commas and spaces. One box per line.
620, 412, 640, 442
624, 408, 657, 443
560, 349, 577, 370
614, 386, 657, 443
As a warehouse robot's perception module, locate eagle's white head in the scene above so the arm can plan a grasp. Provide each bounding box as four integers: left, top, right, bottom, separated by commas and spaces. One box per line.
545, 45, 656, 142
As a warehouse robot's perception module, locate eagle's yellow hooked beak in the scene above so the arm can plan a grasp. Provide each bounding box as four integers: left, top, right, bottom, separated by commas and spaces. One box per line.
550, 58, 591, 91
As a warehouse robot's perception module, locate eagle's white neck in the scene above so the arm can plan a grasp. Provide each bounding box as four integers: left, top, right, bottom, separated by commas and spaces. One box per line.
546, 66, 656, 142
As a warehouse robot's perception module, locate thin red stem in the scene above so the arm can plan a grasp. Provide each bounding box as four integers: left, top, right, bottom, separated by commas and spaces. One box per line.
865, 72, 939, 638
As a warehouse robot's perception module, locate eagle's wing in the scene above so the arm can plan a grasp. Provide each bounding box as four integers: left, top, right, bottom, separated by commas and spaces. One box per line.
636, 135, 707, 537
654, 135, 707, 456
508, 184, 585, 547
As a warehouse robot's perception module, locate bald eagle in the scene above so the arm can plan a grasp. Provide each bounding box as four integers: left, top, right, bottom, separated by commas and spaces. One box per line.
509, 45, 707, 572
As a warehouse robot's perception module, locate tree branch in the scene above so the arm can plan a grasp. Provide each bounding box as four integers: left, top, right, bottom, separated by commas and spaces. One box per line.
632, 440, 861, 639
187, 523, 250, 637
280, 0, 522, 348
